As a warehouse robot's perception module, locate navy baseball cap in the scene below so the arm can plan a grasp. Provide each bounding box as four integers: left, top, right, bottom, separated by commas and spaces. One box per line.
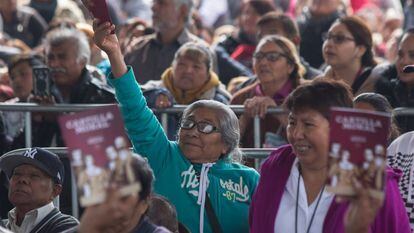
0, 147, 64, 184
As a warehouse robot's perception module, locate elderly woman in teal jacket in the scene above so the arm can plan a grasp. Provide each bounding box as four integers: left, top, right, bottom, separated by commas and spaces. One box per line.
90, 20, 259, 233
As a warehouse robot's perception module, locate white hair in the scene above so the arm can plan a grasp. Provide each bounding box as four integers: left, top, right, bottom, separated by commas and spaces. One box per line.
45, 28, 91, 64
178, 100, 242, 163
173, 0, 194, 23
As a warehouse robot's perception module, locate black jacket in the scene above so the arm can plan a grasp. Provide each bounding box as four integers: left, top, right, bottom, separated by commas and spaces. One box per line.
375, 64, 414, 133
61, 68, 115, 104
8, 68, 116, 151
1, 6, 47, 47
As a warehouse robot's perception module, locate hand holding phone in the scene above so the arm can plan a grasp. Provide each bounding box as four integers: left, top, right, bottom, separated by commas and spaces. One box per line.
32, 66, 51, 97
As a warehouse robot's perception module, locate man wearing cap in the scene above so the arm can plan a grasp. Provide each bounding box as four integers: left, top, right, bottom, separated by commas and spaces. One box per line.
0, 147, 79, 233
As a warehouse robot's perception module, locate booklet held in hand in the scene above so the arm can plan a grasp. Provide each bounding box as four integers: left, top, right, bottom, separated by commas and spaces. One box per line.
82, 0, 113, 25
59, 105, 140, 207
326, 107, 390, 199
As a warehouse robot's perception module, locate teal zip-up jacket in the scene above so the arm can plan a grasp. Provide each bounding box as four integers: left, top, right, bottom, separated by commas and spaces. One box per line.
108, 67, 260, 233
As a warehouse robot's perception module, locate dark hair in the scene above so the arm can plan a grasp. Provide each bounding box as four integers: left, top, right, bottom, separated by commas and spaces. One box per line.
147, 195, 178, 233
405, 27, 414, 36
257, 12, 299, 42
353, 92, 400, 142
241, 0, 276, 16
337, 16, 377, 67
354, 92, 392, 112
130, 155, 154, 201
284, 78, 353, 119
8, 54, 45, 77
398, 28, 414, 47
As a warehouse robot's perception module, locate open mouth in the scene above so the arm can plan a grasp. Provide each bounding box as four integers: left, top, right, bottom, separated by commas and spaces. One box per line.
294, 144, 311, 154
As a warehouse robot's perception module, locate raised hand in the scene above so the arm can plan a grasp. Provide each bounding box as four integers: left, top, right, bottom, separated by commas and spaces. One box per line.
28, 95, 58, 122
243, 96, 277, 118
342, 178, 384, 233
155, 94, 172, 109
91, 19, 127, 78
92, 20, 118, 56
77, 185, 139, 233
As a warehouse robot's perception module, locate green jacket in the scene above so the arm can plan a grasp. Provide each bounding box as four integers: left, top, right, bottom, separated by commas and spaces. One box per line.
108, 67, 259, 233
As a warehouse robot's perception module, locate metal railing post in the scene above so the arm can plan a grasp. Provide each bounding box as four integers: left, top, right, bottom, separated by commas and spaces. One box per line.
161, 113, 168, 134
394, 107, 414, 117
253, 115, 261, 170
24, 112, 32, 148
71, 167, 79, 219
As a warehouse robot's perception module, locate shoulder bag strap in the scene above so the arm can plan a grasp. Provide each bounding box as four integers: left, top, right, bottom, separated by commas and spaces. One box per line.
204, 193, 223, 233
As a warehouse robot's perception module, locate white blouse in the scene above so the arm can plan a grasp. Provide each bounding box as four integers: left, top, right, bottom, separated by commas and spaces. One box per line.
274, 159, 334, 233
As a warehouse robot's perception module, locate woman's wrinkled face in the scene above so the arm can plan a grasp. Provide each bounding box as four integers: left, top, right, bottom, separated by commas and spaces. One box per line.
322, 22, 363, 68
396, 33, 414, 87
172, 55, 209, 91
178, 107, 228, 163
287, 108, 330, 169
253, 42, 293, 85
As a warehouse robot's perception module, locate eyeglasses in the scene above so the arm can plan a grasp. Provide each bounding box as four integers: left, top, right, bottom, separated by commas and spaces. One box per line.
322, 33, 355, 44
253, 52, 290, 62
180, 119, 220, 134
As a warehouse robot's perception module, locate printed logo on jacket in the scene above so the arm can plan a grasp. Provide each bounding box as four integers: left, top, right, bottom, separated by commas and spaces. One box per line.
180, 165, 250, 202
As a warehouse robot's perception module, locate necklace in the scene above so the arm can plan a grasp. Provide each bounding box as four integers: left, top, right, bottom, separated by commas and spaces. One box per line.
295, 169, 326, 233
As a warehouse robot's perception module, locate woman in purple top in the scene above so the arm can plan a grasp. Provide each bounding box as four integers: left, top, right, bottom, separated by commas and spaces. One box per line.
231, 35, 306, 148
249, 79, 411, 233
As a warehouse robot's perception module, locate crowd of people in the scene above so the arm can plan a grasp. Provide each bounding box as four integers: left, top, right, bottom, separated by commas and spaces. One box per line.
0, 0, 414, 232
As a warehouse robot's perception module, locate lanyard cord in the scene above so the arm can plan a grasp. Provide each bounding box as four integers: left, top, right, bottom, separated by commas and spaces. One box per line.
295, 169, 326, 233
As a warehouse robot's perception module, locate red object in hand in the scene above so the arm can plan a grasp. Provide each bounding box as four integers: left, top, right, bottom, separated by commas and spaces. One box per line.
85, 0, 113, 25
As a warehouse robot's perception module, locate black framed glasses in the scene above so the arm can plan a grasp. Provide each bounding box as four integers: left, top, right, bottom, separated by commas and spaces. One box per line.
253, 51, 290, 62
180, 119, 220, 134
322, 33, 355, 44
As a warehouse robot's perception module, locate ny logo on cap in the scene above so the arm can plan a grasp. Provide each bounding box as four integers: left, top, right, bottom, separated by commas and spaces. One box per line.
23, 148, 38, 159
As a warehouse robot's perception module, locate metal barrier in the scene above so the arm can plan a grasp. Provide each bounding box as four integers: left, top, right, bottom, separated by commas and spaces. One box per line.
0, 147, 273, 219
0, 103, 115, 148
0, 103, 413, 149
0, 103, 286, 149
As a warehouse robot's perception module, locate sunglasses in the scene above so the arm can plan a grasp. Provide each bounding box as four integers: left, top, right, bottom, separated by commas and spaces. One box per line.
322, 33, 355, 44
253, 52, 290, 62
180, 119, 220, 134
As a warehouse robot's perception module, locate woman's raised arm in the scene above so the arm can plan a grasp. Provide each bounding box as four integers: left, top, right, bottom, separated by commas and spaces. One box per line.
92, 20, 127, 78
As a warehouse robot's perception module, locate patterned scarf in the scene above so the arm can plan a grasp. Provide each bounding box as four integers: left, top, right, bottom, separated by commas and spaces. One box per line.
161, 67, 220, 104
